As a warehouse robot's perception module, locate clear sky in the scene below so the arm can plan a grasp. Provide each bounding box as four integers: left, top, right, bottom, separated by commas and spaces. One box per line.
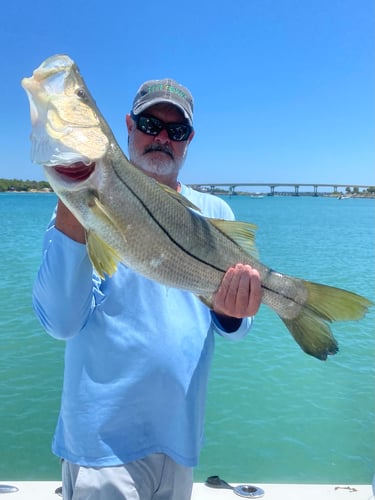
0, 0, 373, 186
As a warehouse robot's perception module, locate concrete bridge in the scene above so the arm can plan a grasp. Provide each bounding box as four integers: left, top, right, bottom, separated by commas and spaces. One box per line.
188, 183, 373, 196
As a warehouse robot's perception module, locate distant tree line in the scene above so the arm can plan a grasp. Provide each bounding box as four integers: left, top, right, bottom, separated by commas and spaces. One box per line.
345, 186, 375, 194
0, 178, 51, 192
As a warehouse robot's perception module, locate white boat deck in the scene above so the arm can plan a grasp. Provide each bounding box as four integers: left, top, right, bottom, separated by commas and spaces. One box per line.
0, 481, 373, 499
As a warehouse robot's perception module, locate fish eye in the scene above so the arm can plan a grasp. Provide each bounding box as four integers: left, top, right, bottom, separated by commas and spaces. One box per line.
76, 88, 87, 100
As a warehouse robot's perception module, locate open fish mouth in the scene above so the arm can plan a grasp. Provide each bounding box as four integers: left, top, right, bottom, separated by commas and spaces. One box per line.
53, 161, 95, 182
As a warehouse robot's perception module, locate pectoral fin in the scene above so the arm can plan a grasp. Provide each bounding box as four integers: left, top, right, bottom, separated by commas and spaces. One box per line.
86, 230, 122, 279
86, 192, 124, 278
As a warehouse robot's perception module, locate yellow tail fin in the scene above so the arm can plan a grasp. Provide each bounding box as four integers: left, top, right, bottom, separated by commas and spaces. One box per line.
282, 281, 373, 360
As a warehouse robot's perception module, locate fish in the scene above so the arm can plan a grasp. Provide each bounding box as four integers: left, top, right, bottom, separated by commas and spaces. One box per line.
21, 54, 373, 361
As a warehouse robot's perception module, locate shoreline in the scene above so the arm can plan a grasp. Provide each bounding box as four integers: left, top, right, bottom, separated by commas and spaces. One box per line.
2, 189, 375, 199
1, 189, 54, 194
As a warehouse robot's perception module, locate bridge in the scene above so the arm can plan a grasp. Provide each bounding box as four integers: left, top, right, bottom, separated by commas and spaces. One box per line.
187, 183, 373, 196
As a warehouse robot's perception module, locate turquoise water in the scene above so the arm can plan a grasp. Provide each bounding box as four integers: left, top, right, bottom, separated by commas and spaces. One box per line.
0, 193, 374, 484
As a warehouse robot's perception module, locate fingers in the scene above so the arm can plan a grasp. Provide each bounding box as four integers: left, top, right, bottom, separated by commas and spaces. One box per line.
213, 263, 262, 318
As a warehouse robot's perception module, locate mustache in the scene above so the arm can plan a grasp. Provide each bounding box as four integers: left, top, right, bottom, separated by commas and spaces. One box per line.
144, 144, 173, 159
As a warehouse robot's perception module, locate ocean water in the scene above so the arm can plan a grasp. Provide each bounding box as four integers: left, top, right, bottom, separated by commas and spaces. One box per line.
0, 192, 374, 484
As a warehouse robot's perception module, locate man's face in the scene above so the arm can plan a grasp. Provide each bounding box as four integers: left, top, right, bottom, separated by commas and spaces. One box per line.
126, 103, 194, 182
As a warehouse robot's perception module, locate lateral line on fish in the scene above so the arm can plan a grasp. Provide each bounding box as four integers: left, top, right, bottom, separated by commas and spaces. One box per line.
260, 283, 300, 304
111, 161, 227, 274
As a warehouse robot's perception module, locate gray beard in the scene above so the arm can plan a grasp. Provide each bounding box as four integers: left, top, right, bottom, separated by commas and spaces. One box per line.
128, 140, 186, 177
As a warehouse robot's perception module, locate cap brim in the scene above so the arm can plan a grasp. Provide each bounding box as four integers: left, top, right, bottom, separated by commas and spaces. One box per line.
133, 98, 193, 126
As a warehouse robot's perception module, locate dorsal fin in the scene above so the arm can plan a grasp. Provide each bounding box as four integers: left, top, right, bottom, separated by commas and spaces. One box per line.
157, 182, 202, 212
208, 218, 259, 259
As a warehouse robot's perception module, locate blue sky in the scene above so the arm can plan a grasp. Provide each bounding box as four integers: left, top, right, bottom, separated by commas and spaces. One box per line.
0, 0, 373, 186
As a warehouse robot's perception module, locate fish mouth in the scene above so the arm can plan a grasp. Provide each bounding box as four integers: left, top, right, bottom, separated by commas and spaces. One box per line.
53, 161, 95, 182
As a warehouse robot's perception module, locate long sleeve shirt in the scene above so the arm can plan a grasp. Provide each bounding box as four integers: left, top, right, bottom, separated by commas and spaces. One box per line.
32, 184, 252, 467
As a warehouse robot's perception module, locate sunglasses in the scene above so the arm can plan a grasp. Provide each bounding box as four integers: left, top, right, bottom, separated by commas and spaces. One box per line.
130, 111, 192, 142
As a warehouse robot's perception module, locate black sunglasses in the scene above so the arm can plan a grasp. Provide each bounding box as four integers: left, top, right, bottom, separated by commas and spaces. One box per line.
130, 111, 192, 142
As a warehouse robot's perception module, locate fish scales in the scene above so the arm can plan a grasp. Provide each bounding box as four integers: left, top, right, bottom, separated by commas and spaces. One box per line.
71, 149, 254, 293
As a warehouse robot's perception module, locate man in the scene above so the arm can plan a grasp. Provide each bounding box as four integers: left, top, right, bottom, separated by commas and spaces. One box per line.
33, 78, 262, 500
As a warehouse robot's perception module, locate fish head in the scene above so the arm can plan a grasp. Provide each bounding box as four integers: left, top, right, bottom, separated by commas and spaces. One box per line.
21, 54, 110, 185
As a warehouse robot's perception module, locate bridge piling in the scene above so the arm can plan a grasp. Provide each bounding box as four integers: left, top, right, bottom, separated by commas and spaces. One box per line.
189, 183, 373, 196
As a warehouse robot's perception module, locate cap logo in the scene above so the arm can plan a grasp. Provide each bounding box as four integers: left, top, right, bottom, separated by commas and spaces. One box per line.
145, 84, 191, 103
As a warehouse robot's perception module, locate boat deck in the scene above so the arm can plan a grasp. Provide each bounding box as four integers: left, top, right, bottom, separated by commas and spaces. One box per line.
0, 481, 372, 499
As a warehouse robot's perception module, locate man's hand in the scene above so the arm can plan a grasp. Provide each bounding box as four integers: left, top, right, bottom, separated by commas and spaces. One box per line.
55, 200, 86, 243
213, 263, 262, 319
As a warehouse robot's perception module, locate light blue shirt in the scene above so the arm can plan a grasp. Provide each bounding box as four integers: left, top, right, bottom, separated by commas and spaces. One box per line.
32, 185, 252, 467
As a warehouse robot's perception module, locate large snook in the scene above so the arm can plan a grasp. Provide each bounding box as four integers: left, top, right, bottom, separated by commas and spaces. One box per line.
22, 54, 372, 360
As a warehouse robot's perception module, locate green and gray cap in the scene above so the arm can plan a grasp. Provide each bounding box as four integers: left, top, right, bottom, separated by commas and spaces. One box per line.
131, 78, 194, 125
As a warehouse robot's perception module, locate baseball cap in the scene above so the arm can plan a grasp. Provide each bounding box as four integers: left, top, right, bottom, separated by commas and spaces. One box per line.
131, 78, 194, 125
